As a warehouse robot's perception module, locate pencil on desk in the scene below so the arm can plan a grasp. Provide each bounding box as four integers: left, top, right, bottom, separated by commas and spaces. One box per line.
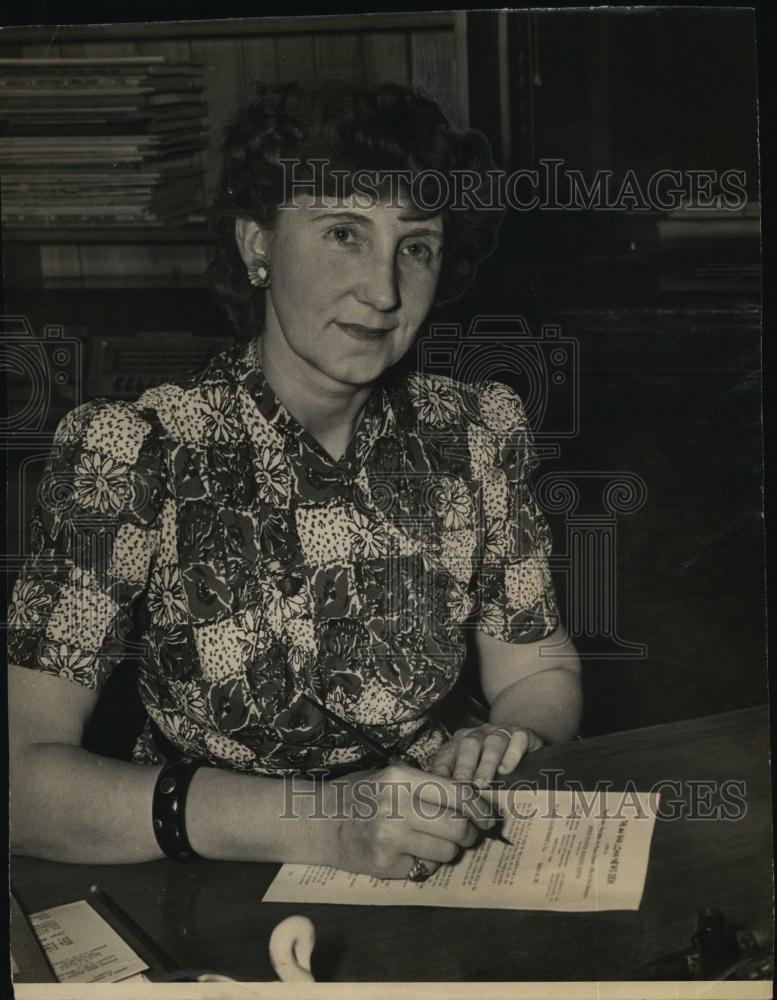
88, 884, 177, 975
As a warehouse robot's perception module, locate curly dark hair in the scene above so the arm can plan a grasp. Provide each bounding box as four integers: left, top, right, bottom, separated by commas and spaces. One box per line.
208, 77, 504, 338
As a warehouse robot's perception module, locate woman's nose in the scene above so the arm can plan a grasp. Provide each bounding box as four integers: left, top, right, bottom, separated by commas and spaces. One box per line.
354, 253, 399, 312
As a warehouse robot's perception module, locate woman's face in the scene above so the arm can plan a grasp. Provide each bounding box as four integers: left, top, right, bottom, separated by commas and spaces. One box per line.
255, 193, 444, 388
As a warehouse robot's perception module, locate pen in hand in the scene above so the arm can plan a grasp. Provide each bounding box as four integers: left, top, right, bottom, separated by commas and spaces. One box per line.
483, 819, 512, 846
298, 692, 512, 844
457, 780, 512, 845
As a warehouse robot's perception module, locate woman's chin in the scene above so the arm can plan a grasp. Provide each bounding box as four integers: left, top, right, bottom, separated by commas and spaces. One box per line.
327, 343, 406, 384
327, 359, 390, 387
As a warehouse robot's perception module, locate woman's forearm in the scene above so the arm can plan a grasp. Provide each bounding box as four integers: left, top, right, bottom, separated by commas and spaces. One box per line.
11, 742, 340, 867
12, 743, 163, 863
186, 763, 341, 866
488, 666, 583, 745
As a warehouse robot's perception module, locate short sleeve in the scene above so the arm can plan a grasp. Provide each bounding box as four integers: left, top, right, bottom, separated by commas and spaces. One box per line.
469, 380, 559, 643
7, 399, 166, 689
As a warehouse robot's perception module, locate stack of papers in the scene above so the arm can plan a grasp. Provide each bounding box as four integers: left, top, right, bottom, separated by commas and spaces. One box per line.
0, 56, 208, 227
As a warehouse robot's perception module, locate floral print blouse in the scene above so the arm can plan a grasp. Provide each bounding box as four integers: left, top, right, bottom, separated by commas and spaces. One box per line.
8, 338, 559, 777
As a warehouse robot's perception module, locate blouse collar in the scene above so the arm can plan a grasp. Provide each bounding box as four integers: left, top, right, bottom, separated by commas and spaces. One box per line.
233, 337, 396, 474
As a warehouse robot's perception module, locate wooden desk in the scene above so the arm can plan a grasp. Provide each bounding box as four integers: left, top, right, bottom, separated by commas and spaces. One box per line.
10, 706, 773, 982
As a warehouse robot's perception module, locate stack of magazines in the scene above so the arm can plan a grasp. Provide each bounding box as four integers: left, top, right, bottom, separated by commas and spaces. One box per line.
0, 55, 209, 227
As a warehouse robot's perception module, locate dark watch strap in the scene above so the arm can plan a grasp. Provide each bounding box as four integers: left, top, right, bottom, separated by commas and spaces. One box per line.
151, 757, 206, 863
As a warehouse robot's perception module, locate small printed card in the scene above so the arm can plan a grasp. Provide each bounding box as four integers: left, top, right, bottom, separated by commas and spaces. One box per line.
30, 900, 149, 983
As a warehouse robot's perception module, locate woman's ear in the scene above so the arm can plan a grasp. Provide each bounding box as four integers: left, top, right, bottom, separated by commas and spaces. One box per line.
235, 217, 269, 267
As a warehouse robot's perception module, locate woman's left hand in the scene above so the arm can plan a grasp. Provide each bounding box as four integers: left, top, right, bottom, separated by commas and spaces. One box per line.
429, 724, 544, 785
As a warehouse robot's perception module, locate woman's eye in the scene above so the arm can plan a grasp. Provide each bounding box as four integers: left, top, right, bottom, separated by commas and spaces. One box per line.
328, 226, 356, 245
400, 242, 433, 264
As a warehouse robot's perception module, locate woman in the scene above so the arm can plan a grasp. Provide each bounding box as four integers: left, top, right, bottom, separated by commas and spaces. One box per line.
8, 79, 581, 880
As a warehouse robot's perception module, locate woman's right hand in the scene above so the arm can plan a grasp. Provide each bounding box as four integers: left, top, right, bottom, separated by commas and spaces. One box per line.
325, 758, 496, 879
9, 665, 495, 871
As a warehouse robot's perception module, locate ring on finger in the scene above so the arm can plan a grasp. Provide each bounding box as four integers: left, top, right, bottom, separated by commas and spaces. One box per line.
490, 727, 514, 742
407, 856, 431, 882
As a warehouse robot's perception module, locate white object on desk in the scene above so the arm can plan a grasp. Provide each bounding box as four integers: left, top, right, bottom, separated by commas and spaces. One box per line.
269, 915, 316, 982
190, 915, 316, 983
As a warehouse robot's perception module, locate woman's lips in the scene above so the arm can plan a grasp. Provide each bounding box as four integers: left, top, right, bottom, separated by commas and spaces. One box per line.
336, 321, 394, 341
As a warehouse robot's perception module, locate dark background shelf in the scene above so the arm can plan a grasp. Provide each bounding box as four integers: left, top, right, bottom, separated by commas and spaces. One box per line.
3, 226, 210, 243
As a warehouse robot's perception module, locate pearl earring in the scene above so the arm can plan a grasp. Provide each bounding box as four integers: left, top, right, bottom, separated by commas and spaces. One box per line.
247, 255, 271, 288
